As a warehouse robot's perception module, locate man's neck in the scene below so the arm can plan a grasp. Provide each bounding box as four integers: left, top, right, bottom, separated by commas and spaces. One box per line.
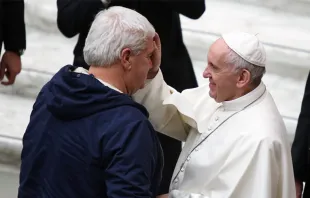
231, 83, 259, 101
88, 65, 128, 94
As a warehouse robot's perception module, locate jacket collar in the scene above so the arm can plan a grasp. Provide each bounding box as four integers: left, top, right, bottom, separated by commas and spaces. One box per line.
74, 67, 123, 93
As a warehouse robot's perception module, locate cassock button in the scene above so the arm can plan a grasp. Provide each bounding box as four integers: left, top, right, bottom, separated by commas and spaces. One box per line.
174, 178, 179, 183
186, 156, 191, 161
195, 147, 199, 151
181, 167, 185, 172
215, 116, 219, 121
207, 126, 212, 131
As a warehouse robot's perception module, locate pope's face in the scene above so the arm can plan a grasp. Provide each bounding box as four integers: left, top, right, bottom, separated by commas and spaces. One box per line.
203, 39, 240, 103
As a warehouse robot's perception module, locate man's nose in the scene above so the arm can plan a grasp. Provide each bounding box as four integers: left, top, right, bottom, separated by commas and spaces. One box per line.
203, 67, 211, 78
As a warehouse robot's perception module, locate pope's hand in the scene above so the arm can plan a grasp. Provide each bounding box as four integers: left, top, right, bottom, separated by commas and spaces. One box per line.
147, 33, 161, 79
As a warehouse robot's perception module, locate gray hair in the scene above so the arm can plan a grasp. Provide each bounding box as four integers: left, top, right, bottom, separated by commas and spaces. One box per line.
83, 6, 155, 67
225, 48, 266, 85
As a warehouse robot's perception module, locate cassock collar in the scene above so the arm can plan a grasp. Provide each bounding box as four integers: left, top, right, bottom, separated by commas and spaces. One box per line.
74, 67, 123, 93
222, 82, 266, 111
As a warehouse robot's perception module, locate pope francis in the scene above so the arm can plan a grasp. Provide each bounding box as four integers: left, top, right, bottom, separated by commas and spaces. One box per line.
133, 32, 296, 198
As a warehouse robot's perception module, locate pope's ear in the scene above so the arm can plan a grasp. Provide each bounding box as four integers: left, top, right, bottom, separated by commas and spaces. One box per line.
236, 69, 251, 88
120, 48, 132, 71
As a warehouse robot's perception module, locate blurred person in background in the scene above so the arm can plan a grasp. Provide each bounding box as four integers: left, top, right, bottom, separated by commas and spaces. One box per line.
292, 74, 310, 198
56, 0, 205, 196
0, 0, 26, 85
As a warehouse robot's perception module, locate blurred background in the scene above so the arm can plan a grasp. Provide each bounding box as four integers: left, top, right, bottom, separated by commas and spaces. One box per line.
0, 0, 310, 197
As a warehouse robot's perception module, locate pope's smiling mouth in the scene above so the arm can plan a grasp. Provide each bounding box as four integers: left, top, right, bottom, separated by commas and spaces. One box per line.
209, 82, 216, 89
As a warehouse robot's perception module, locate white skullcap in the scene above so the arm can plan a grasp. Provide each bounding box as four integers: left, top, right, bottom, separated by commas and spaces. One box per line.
222, 31, 266, 67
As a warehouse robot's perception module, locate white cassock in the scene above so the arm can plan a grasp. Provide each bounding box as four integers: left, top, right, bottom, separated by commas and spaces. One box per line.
133, 70, 296, 198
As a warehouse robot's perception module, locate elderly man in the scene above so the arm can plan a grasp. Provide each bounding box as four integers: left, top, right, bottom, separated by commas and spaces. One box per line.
133, 32, 295, 197
18, 7, 163, 198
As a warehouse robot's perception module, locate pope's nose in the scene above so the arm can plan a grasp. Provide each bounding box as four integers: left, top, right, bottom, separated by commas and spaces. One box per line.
203, 67, 211, 78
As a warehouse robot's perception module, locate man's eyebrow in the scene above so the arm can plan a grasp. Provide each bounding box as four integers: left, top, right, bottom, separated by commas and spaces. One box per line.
209, 62, 217, 68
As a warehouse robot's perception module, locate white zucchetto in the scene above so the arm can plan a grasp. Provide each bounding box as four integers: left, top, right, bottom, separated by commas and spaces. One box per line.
222, 31, 266, 67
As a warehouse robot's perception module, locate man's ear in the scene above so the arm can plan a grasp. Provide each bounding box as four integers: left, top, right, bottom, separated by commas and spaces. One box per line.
236, 69, 251, 88
120, 48, 132, 71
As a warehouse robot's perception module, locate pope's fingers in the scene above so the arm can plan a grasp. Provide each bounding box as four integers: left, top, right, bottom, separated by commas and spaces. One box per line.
153, 33, 161, 49
153, 41, 158, 50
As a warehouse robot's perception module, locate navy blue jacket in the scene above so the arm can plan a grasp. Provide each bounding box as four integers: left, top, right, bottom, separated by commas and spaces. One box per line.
18, 65, 163, 198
